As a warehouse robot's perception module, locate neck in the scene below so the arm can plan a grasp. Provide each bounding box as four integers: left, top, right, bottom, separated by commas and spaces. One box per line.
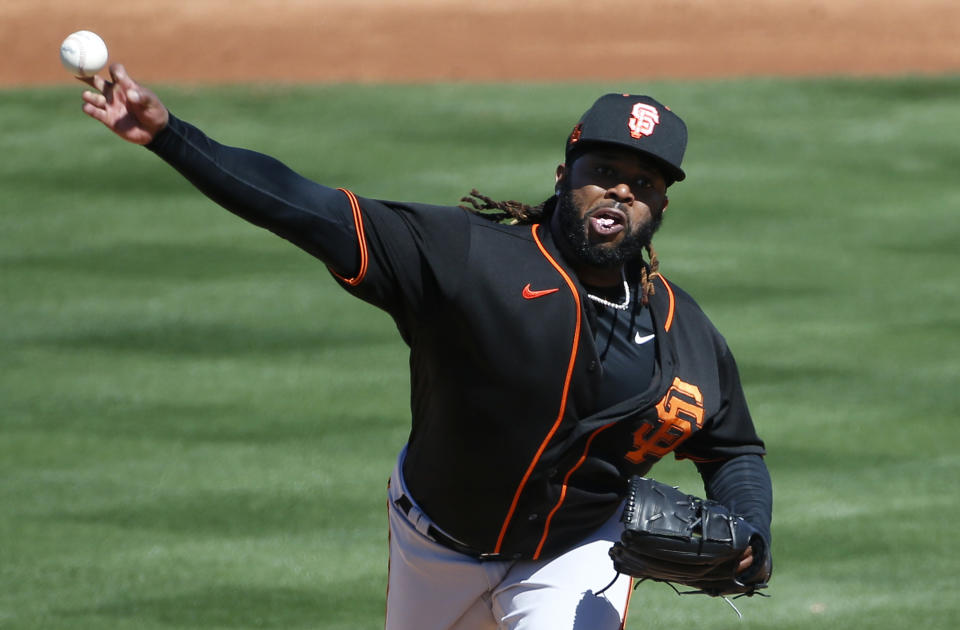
574, 264, 624, 288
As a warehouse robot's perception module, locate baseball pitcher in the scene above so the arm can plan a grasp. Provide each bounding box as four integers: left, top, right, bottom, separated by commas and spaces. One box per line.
77, 65, 773, 629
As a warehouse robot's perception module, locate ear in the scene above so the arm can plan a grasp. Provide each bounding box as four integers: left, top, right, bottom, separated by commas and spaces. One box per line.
555, 164, 566, 191
661, 197, 669, 213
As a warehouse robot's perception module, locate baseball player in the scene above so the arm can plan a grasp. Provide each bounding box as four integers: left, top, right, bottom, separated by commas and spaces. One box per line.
78, 65, 772, 629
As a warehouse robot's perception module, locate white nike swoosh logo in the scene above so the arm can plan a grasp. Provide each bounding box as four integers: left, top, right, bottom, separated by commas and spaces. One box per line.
634, 332, 655, 345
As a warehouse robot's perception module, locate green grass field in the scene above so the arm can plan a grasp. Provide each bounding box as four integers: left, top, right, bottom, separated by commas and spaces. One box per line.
2, 77, 958, 629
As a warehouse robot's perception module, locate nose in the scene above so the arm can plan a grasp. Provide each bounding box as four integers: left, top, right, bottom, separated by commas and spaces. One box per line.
605, 182, 635, 204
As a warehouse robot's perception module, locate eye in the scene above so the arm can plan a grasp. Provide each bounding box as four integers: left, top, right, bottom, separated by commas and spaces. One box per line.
593, 164, 616, 178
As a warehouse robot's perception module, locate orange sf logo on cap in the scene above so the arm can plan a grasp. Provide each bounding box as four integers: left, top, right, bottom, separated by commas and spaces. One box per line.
628, 103, 660, 139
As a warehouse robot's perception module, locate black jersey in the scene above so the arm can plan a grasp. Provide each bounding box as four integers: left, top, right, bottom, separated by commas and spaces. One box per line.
587, 295, 657, 409
147, 115, 769, 559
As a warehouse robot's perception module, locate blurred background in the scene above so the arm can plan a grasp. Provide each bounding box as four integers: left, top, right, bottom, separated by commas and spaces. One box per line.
2, 1, 958, 628
4, 0, 960, 85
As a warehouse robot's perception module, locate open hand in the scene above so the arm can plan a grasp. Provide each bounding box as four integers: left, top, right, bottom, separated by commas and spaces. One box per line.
80, 64, 169, 145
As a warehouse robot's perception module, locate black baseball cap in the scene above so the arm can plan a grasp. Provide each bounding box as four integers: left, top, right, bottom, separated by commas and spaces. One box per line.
565, 93, 687, 184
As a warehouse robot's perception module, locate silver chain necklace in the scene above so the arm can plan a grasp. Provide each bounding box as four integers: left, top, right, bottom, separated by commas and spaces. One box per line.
586, 270, 631, 311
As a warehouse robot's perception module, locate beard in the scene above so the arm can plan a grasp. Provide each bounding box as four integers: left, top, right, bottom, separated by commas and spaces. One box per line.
554, 184, 662, 268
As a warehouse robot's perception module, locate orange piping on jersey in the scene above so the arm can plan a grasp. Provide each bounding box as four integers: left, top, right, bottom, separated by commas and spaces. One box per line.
494, 224, 582, 555
534, 422, 615, 558
619, 578, 634, 629
653, 273, 676, 332
329, 188, 368, 286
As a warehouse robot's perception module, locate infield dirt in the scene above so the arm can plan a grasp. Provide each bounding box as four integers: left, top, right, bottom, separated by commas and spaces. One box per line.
4, 0, 959, 86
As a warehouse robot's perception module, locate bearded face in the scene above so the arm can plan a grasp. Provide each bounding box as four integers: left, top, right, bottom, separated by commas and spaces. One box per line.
553, 178, 663, 269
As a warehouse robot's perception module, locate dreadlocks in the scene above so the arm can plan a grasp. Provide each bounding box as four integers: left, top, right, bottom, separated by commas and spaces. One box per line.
459, 189, 661, 305
637, 244, 659, 306
458, 189, 551, 225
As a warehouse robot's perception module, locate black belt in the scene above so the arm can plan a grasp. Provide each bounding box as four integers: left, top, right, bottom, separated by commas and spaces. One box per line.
393, 494, 513, 561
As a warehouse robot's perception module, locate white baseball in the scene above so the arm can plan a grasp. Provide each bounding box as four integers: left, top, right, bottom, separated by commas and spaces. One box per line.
59, 30, 109, 78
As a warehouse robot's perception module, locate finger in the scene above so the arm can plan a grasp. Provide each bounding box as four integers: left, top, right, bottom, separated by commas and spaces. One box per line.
82, 101, 109, 124
112, 64, 137, 94
129, 84, 163, 112
77, 73, 109, 93
109, 63, 127, 84
111, 64, 148, 106
81, 90, 107, 107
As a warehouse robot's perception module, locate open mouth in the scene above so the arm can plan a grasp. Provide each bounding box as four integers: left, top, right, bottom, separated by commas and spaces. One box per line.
587, 207, 627, 238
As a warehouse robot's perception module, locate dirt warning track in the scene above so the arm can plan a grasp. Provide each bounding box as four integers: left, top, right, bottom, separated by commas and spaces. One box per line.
4, 0, 958, 86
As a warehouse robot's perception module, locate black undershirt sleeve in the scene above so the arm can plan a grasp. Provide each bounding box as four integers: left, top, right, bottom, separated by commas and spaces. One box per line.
697, 454, 773, 545
145, 114, 360, 276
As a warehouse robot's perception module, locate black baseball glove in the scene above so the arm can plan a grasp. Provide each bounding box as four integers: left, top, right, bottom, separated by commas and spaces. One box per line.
609, 476, 771, 597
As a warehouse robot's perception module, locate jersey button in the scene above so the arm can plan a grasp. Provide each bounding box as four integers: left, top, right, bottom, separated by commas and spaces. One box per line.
527, 513, 540, 521
587, 360, 598, 372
